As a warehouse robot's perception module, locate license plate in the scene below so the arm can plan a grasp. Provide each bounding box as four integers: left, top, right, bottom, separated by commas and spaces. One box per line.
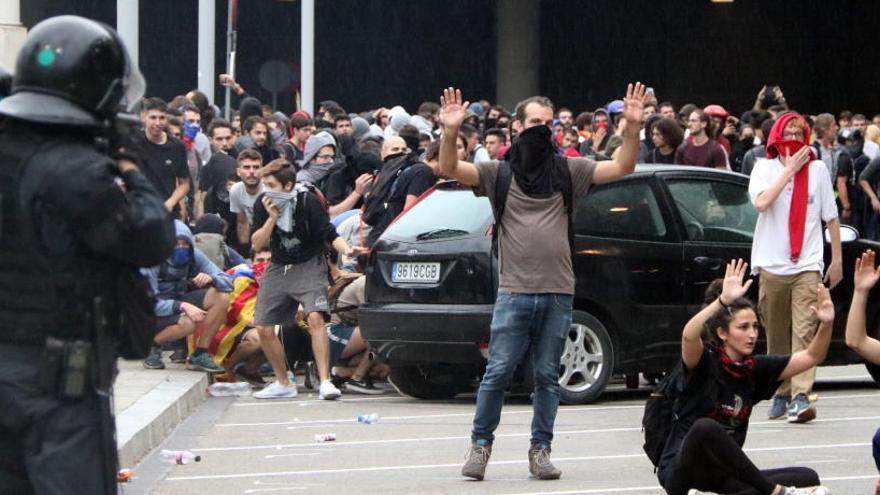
392, 262, 441, 283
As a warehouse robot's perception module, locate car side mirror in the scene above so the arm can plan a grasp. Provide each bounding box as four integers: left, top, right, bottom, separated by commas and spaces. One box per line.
825, 224, 859, 243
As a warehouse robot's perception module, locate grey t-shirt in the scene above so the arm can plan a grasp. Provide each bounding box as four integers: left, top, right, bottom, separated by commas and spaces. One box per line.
475, 157, 597, 294
229, 181, 264, 226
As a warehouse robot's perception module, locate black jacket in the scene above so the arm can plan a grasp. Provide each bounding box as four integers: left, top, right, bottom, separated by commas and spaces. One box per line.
0, 119, 173, 345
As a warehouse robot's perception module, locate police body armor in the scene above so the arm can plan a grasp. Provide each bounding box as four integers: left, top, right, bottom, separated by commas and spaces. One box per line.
0, 127, 109, 346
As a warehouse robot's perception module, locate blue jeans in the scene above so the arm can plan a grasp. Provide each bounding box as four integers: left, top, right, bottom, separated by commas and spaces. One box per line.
471, 292, 573, 448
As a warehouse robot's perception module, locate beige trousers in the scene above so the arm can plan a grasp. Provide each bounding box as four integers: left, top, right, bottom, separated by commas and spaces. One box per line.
757, 269, 821, 397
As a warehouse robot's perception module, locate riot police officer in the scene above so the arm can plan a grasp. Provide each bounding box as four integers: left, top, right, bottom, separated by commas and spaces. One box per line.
0, 16, 173, 494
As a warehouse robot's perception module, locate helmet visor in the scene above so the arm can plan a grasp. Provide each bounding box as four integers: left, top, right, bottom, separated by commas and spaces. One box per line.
121, 57, 145, 112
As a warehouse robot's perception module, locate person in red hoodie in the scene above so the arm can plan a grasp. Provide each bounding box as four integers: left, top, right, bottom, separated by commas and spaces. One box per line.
747, 112, 843, 424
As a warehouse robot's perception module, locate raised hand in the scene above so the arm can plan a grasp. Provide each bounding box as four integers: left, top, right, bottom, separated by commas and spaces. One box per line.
810, 283, 834, 324
621, 82, 648, 126
854, 250, 880, 292
720, 258, 753, 304
439, 87, 470, 131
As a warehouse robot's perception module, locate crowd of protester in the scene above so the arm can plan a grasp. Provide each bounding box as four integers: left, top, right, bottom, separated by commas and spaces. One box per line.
131, 75, 880, 490
135, 75, 880, 393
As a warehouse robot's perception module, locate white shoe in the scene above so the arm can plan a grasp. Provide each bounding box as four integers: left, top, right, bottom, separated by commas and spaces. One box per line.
319, 380, 341, 400
253, 381, 298, 399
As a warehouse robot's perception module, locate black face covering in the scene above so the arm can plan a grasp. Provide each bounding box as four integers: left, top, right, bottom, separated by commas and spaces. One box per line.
506, 125, 556, 198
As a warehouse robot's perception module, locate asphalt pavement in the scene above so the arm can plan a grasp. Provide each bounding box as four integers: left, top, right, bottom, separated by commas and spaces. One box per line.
130, 365, 880, 495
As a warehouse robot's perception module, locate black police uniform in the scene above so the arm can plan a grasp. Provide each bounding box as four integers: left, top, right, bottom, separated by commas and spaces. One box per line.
0, 16, 173, 495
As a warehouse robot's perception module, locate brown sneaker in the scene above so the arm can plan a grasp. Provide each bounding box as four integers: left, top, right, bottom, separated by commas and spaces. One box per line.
528, 446, 562, 480
461, 440, 492, 480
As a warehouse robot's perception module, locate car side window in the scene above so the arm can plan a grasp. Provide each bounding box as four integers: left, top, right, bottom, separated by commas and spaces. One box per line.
666, 179, 757, 242
574, 182, 667, 240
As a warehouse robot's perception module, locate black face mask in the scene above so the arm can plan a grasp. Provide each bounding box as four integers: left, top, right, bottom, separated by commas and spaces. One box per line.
507, 125, 556, 198
484, 117, 497, 130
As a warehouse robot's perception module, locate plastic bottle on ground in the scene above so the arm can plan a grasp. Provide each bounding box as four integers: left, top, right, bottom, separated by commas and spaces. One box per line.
356, 413, 380, 424
314, 433, 336, 442
160, 450, 201, 464
208, 382, 251, 397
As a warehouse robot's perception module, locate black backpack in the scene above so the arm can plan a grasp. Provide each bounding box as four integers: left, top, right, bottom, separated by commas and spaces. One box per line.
362, 154, 417, 227
493, 156, 574, 255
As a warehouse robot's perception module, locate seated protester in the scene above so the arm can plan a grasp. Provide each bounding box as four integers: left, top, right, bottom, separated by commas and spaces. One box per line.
658, 259, 832, 495
250, 159, 366, 400
646, 117, 683, 164
193, 213, 246, 270
143, 220, 234, 372
364, 136, 438, 246
220, 248, 273, 386
326, 261, 389, 394
335, 210, 371, 271
843, 249, 880, 494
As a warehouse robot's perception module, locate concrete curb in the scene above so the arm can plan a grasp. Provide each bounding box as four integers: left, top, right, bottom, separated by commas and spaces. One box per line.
116, 371, 209, 469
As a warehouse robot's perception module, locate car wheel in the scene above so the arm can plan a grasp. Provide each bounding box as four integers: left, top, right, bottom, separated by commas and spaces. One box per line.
388, 364, 475, 400
558, 310, 614, 404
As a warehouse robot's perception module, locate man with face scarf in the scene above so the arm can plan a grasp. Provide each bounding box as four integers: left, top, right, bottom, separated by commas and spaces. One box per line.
439, 83, 648, 481
748, 113, 843, 424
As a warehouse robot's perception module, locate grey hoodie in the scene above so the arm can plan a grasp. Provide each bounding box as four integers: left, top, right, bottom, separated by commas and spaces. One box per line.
297, 131, 338, 184
143, 220, 233, 317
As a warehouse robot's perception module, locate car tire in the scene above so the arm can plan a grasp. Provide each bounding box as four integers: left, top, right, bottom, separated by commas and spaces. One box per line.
388, 364, 475, 400
557, 310, 614, 405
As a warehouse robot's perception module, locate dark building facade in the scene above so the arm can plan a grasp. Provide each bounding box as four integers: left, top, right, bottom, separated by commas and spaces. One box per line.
21, 0, 880, 117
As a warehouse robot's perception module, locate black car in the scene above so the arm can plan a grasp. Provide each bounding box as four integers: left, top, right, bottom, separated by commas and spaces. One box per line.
360, 165, 877, 404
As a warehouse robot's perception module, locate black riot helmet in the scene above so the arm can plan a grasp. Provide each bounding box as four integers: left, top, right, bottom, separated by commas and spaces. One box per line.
0, 15, 145, 126
0, 65, 11, 99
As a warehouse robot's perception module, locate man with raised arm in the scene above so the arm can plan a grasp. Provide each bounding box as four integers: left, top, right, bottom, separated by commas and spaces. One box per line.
439, 83, 648, 481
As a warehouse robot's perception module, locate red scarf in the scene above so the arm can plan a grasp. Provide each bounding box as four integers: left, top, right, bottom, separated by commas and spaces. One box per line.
765, 113, 816, 263
717, 345, 755, 379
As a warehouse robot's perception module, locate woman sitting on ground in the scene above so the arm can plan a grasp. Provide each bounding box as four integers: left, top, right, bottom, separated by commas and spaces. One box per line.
843, 249, 880, 495
659, 258, 832, 495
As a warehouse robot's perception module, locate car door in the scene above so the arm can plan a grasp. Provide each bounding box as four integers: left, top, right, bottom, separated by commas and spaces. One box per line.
573, 175, 685, 373
660, 172, 757, 316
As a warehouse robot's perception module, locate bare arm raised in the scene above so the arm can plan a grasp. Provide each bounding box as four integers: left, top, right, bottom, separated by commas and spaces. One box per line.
593, 82, 648, 184
845, 249, 880, 362
438, 87, 480, 187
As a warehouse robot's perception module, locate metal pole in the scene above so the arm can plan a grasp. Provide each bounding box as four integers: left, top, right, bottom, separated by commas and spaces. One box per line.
197, 0, 215, 103
224, 0, 238, 121
300, 0, 314, 115
116, 0, 139, 70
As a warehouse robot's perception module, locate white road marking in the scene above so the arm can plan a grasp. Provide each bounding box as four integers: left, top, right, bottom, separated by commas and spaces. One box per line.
197, 426, 640, 452
244, 487, 306, 493
503, 486, 663, 495
264, 452, 323, 459
198, 415, 880, 453
166, 442, 869, 481
216, 404, 646, 427
234, 395, 401, 407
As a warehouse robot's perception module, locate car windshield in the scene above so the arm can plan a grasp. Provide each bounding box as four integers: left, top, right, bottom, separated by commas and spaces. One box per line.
667, 179, 757, 242
381, 189, 493, 242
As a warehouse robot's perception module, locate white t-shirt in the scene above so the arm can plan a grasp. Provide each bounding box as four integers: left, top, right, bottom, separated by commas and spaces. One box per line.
229, 182, 264, 226
748, 158, 837, 276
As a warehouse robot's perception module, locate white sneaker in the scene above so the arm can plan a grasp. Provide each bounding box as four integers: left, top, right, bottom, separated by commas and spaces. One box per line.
319, 380, 341, 400
253, 381, 298, 399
